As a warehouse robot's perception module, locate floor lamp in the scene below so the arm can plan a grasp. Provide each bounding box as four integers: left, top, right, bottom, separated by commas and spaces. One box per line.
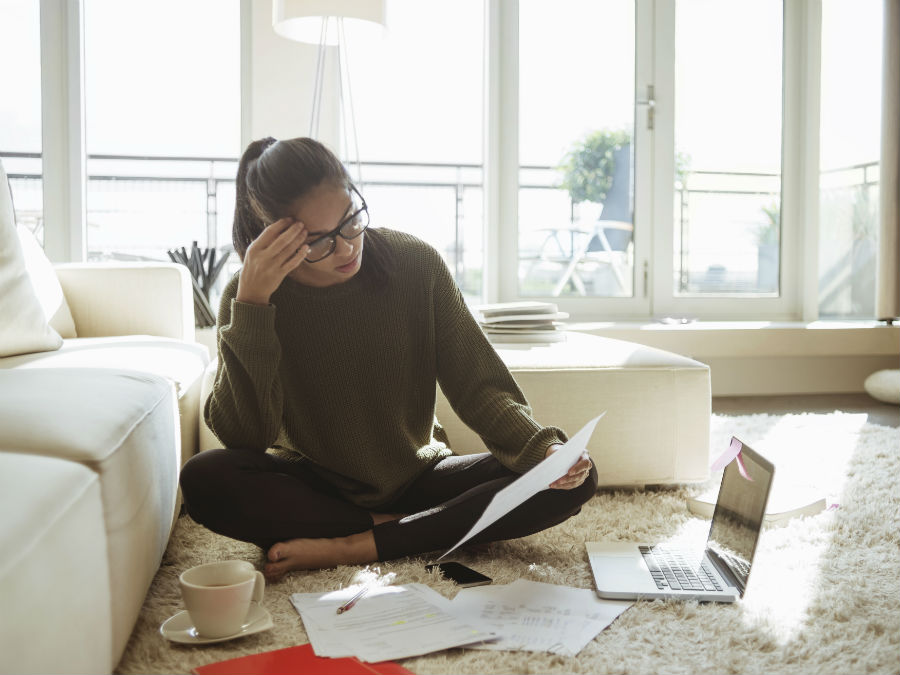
272, 0, 386, 186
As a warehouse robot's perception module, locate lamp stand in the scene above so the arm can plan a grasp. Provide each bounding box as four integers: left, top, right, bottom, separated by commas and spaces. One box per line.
308, 17, 363, 187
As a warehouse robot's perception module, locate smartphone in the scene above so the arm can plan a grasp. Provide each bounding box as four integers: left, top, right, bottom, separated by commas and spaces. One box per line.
425, 562, 492, 588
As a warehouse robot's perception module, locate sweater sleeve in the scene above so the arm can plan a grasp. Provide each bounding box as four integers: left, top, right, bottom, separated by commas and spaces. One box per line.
204, 278, 284, 451
430, 251, 567, 473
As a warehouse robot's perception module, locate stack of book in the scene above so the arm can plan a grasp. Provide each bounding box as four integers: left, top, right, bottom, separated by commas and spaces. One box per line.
474, 302, 569, 344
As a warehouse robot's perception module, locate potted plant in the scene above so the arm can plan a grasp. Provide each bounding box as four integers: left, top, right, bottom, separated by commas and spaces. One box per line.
558, 130, 691, 248
553, 130, 632, 295
558, 128, 631, 210
167, 241, 231, 328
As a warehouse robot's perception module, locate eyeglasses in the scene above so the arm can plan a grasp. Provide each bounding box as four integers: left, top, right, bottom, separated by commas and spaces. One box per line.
304, 185, 369, 263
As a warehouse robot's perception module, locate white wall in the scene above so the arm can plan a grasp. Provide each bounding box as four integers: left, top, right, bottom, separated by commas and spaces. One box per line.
574, 321, 899, 396
244, 0, 340, 151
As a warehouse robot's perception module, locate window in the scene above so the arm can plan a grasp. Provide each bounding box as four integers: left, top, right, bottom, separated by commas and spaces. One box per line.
818, 0, 883, 318
346, 0, 484, 300
0, 0, 43, 242
83, 0, 240, 262
500, 0, 882, 321
517, 0, 637, 300
12, 0, 886, 323
495, 0, 809, 321
673, 0, 783, 298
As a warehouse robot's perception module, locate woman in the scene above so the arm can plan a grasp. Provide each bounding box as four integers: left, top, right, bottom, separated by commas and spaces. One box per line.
180, 137, 598, 581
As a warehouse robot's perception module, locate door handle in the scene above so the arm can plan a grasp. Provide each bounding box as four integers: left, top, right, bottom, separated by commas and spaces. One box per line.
636, 85, 655, 129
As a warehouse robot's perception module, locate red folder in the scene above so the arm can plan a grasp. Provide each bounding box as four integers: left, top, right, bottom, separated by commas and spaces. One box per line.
192, 643, 414, 675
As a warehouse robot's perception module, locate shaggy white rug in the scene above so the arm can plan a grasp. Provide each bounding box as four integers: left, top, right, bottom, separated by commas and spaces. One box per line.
116, 413, 900, 675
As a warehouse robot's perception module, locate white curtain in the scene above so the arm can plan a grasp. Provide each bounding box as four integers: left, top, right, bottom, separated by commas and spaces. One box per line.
876, 0, 900, 320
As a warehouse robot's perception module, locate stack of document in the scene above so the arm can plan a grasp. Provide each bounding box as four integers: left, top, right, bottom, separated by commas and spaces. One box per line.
474, 302, 569, 343
450, 579, 632, 656
290, 583, 495, 662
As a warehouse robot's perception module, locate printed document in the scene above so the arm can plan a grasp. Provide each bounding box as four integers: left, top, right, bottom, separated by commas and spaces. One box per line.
290, 583, 495, 662
439, 412, 605, 560
449, 579, 632, 656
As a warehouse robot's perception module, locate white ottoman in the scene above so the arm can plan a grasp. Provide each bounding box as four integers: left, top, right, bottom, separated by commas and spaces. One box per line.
200, 332, 710, 488
436, 332, 711, 487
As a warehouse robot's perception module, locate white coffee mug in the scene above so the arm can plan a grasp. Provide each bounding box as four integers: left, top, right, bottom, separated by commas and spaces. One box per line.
179, 560, 265, 638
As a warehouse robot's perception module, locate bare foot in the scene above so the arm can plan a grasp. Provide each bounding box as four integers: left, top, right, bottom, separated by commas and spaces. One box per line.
264, 530, 379, 581
370, 511, 407, 525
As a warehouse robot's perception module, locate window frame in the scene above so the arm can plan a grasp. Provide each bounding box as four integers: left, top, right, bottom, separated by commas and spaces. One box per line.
35, 0, 243, 265
40, 0, 87, 263
486, 0, 824, 322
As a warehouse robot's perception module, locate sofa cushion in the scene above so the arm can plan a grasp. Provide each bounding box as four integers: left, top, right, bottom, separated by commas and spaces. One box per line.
0, 160, 63, 357
0, 335, 208, 398
0, 368, 182, 661
0, 368, 175, 461
0, 335, 210, 463
0, 452, 113, 674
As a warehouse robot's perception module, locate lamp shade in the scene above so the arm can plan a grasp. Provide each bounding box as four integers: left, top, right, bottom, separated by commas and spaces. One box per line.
273, 0, 386, 44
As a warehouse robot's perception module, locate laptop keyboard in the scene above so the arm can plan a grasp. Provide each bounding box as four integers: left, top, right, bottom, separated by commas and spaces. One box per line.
639, 545, 723, 592
717, 549, 750, 578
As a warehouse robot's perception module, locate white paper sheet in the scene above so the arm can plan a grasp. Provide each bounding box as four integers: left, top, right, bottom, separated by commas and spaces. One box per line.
449, 579, 632, 656
290, 583, 496, 662
438, 412, 605, 560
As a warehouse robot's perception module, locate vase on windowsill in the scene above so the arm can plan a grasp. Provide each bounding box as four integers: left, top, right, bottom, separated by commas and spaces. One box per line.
167, 241, 230, 329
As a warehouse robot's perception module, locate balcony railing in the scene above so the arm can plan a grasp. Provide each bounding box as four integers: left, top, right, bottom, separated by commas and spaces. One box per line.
2, 151, 879, 304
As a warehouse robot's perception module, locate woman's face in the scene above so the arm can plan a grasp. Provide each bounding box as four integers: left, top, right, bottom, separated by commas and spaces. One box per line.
286, 183, 365, 287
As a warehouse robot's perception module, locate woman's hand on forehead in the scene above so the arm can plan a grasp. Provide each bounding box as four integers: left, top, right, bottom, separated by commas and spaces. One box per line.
235, 218, 310, 305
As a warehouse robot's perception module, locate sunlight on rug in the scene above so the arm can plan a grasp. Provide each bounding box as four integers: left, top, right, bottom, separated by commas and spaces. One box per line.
116, 413, 900, 675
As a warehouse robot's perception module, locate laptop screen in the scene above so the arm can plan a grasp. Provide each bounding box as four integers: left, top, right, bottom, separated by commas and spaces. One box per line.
706, 440, 774, 596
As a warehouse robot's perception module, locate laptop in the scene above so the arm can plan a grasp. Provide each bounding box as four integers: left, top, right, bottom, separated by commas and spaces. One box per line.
586, 438, 774, 603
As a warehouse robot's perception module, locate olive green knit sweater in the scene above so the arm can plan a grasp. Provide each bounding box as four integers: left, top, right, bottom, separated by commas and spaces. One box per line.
205, 228, 566, 509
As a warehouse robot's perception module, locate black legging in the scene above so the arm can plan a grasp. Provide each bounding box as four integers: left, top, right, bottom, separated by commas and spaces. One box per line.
179, 448, 599, 561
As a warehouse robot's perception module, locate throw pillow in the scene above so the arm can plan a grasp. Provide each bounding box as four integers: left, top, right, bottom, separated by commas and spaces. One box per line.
17, 225, 77, 338
0, 160, 63, 357
864, 369, 900, 405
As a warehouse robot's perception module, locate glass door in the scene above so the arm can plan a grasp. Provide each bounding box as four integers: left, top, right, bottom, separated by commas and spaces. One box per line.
515, 0, 652, 318
651, 0, 797, 320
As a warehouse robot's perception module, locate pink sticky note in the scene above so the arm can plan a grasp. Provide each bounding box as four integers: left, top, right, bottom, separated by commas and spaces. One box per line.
710, 437, 753, 481
733, 451, 753, 481
711, 437, 743, 472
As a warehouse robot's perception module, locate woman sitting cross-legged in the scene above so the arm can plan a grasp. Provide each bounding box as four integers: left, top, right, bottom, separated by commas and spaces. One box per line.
179, 136, 598, 581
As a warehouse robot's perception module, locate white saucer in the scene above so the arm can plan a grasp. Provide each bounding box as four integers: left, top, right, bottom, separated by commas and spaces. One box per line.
160, 602, 273, 644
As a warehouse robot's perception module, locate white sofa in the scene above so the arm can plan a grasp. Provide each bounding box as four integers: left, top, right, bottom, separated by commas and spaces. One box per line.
0, 254, 208, 673
200, 331, 711, 487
